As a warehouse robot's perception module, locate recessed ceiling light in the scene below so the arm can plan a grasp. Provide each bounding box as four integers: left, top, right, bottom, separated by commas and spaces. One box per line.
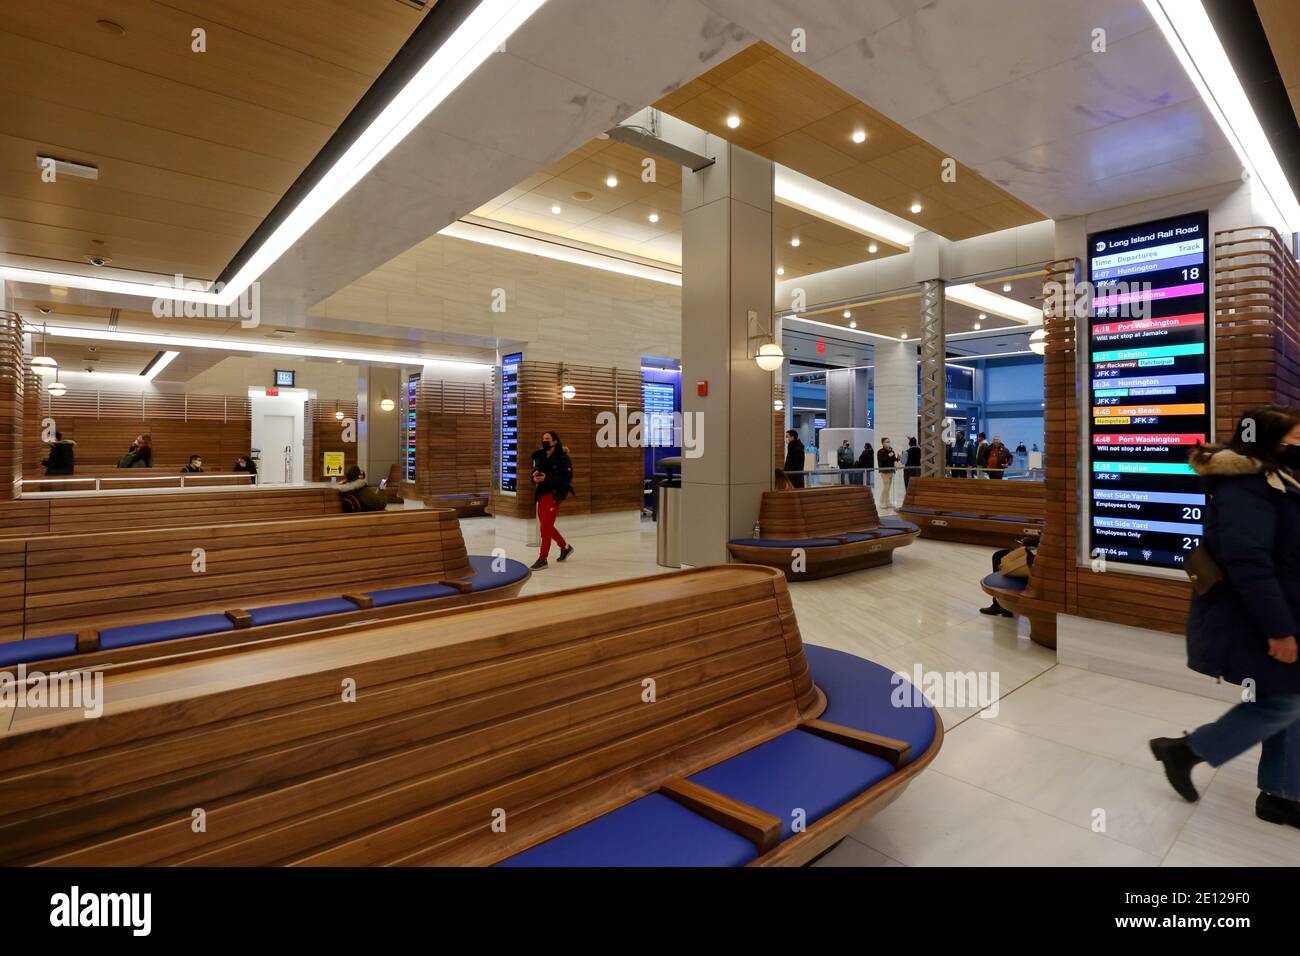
1003, 282, 1012, 292
849, 321, 857, 329
648, 212, 659, 223
978, 313, 986, 321
851, 130, 867, 144
726, 114, 741, 129
605, 174, 618, 188
776, 267, 785, 276
910, 201, 923, 214
551, 204, 562, 214
790, 237, 800, 247
867, 242, 878, 254
973, 322, 981, 330
900, 332, 908, 340
843, 311, 851, 319
572, 190, 594, 202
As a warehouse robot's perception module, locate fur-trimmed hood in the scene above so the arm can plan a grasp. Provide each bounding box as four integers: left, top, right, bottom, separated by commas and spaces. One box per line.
1189, 446, 1300, 492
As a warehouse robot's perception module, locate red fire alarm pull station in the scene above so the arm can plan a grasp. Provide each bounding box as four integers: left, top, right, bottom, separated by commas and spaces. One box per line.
697, 380, 708, 397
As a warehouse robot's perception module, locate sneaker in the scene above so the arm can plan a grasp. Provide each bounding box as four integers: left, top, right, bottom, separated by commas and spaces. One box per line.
529, 558, 548, 571
1149, 735, 1203, 802
558, 545, 574, 562
1255, 792, 1300, 829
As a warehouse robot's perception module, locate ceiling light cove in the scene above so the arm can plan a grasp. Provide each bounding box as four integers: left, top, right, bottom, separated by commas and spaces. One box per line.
946, 283, 1042, 324
2, 0, 552, 307
774, 166, 917, 248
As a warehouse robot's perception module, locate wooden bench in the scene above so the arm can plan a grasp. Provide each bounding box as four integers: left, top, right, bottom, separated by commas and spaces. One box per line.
25, 465, 255, 493
728, 485, 919, 580
0, 566, 940, 867
898, 477, 1046, 548
980, 571, 1057, 649
0, 509, 529, 665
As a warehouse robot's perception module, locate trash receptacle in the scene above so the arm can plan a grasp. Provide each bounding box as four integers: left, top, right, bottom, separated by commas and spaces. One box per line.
656, 456, 683, 568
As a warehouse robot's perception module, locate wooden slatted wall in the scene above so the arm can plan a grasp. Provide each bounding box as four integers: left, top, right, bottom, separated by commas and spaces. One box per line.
1025, 229, 1300, 636
491, 361, 644, 519
414, 378, 493, 498
307, 399, 358, 482
0, 313, 21, 499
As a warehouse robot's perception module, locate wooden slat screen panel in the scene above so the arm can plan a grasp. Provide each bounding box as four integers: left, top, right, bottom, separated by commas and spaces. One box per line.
1024, 229, 1300, 636
492, 361, 644, 519
308, 399, 358, 482
415, 378, 493, 498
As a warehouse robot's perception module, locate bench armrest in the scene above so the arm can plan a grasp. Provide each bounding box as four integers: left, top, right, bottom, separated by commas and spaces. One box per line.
225, 609, 252, 629
658, 776, 782, 852
801, 718, 912, 768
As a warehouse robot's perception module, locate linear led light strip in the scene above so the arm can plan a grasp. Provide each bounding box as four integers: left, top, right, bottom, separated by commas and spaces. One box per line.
440, 221, 682, 285
141, 350, 179, 381
0, 0, 550, 306
945, 283, 1042, 324
43, 326, 494, 370
1144, 0, 1300, 233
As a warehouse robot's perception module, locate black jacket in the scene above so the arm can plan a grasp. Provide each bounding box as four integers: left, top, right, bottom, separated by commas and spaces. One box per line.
836, 445, 854, 468
855, 445, 874, 469
783, 438, 805, 475
43, 439, 75, 476
877, 445, 899, 470
532, 446, 574, 502
904, 445, 921, 468
1186, 447, 1300, 696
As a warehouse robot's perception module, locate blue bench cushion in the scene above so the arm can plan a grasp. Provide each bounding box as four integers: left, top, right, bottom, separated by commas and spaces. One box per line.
246, 597, 360, 628
364, 582, 459, 608
0, 633, 78, 667
898, 506, 937, 514
727, 537, 843, 549
495, 792, 758, 867
803, 644, 937, 759
688, 729, 894, 840
99, 613, 235, 651
983, 572, 1028, 592
464, 554, 531, 591
938, 511, 986, 519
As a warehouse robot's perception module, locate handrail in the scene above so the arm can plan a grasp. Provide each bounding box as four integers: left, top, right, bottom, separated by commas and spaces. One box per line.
20, 473, 256, 491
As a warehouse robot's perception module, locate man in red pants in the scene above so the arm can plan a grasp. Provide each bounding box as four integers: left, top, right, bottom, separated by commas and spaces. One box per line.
530, 430, 575, 571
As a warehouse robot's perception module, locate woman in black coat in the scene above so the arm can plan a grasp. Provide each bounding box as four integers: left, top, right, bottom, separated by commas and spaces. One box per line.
1151, 405, 1300, 830
529, 430, 575, 570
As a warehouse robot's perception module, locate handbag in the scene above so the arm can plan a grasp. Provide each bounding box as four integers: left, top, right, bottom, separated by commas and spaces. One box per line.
1184, 544, 1224, 596
999, 545, 1034, 579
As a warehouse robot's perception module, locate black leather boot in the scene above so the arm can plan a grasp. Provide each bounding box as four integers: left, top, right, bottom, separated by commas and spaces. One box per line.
1149, 735, 1204, 802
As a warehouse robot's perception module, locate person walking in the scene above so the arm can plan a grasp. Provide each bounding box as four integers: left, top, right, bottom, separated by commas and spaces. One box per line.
783, 430, 806, 489
530, 430, 575, 571
903, 436, 921, 488
836, 439, 854, 485
986, 435, 1012, 479
973, 432, 989, 478
876, 437, 899, 508
1150, 406, 1300, 830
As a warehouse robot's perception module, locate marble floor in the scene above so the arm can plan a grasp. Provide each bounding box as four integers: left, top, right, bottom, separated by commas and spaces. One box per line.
460, 516, 1300, 867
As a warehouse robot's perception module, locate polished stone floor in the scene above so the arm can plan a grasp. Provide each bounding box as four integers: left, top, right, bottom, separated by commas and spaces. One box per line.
462, 515, 1300, 867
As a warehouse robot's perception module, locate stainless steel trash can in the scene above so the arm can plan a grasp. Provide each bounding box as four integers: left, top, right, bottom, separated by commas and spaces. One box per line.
656, 456, 683, 568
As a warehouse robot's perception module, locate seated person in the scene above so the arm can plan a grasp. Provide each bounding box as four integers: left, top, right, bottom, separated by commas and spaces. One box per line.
337, 465, 388, 512
179, 454, 205, 473
233, 455, 258, 484
41, 432, 76, 476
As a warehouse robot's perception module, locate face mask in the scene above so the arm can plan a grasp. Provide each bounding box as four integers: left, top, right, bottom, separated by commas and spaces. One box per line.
542, 440, 552, 450
1279, 444, 1300, 468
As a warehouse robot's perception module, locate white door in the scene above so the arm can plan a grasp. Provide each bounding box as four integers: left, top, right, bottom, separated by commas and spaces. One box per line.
260, 415, 296, 484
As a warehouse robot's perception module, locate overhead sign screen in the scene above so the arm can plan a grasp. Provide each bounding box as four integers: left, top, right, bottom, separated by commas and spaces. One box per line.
1085, 210, 1210, 573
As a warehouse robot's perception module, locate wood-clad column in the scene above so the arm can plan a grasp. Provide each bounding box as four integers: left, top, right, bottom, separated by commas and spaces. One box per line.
918, 278, 946, 477
0, 309, 22, 499
680, 139, 775, 565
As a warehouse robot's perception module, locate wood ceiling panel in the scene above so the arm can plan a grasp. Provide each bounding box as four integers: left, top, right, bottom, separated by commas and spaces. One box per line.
655, 42, 1045, 242
1257, 0, 1300, 118
0, 0, 430, 280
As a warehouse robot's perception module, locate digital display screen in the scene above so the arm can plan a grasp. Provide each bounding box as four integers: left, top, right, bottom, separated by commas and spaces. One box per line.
405, 373, 419, 482
642, 381, 676, 447
499, 352, 521, 493
1084, 210, 1210, 573
274, 369, 295, 387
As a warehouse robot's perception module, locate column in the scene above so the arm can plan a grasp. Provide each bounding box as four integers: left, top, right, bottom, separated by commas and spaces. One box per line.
871, 339, 916, 510
364, 365, 402, 485
918, 278, 946, 476
680, 139, 775, 566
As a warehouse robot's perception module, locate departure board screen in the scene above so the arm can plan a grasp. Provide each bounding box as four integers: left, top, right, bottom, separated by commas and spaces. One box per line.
499, 352, 521, 493
1084, 210, 1210, 573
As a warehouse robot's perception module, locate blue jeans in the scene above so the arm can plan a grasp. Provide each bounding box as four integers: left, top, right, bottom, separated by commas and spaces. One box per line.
1188, 694, 1300, 800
